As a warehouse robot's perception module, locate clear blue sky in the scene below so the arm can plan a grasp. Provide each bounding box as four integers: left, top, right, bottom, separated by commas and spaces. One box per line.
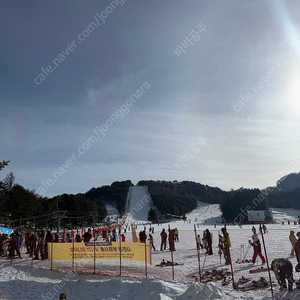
1, 0, 300, 197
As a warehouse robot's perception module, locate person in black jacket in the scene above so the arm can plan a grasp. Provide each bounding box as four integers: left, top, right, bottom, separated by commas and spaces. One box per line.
205, 229, 213, 255
160, 229, 167, 251
83, 229, 92, 242
295, 232, 300, 262
295, 232, 300, 272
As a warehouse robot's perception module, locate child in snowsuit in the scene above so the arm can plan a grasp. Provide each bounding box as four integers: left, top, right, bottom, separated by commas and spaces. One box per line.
271, 258, 294, 291
197, 235, 203, 250
249, 235, 266, 264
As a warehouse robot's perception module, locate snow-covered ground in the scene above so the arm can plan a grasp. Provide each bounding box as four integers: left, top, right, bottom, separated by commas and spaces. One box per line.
0, 265, 247, 300
1, 187, 300, 299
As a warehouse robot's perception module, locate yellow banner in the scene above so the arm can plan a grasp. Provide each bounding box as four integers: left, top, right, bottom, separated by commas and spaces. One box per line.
48, 242, 151, 264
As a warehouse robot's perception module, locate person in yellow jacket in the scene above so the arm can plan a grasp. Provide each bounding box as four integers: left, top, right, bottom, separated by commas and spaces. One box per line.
289, 231, 297, 255
219, 228, 231, 265
149, 234, 155, 251
174, 228, 179, 242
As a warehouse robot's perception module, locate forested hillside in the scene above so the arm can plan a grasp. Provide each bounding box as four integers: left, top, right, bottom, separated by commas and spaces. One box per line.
138, 180, 270, 222
138, 180, 226, 218
80, 180, 133, 215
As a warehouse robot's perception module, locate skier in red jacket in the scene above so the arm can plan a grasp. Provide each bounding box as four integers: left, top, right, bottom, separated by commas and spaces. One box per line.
249, 234, 265, 265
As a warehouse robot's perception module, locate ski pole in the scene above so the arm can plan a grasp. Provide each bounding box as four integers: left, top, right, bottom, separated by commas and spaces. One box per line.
243, 243, 251, 260
202, 252, 207, 269
218, 230, 221, 264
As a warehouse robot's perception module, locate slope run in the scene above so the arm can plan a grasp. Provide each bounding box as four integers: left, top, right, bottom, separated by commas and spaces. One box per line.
185, 201, 223, 225
271, 207, 300, 223
126, 186, 151, 223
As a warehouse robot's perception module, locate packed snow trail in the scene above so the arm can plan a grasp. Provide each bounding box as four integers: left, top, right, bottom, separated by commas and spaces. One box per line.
126, 186, 151, 223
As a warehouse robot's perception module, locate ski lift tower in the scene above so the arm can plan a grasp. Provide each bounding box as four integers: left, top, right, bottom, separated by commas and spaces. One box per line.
91, 211, 98, 229
53, 211, 67, 234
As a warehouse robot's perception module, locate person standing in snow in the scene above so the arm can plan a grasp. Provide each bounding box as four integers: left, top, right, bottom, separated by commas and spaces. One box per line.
75, 234, 82, 242
25, 233, 31, 254
289, 231, 297, 255
160, 228, 167, 251
66, 233, 71, 243
249, 234, 266, 264
219, 228, 231, 265
252, 226, 256, 234
174, 228, 179, 242
262, 224, 267, 233
149, 234, 155, 250
205, 229, 213, 255
83, 229, 92, 242
295, 232, 300, 264
168, 229, 175, 251
45, 231, 53, 259
197, 234, 203, 250
8, 232, 22, 259
140, 230, 147, 243
202, 231, 208, 253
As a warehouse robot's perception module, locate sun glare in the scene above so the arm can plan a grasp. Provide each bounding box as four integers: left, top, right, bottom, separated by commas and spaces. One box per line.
284, 73, 300, 118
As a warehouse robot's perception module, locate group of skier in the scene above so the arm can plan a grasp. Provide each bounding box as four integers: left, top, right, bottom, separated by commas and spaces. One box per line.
197, 229, 213, 255
159, 228, 179, 251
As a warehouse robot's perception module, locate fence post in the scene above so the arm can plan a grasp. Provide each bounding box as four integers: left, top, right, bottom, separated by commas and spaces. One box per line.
119, 228, 122, 276
194, 225, 201, 283
144, 226, 147, 278
50, 240, 53, 271
62, 229, 66, 243
31, 234, 36, 267
10, 234, 14, 265
72, 229, 75, 273
93, 234, 96, 275
260, 225, 274, 298
168, 226, 174, 280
